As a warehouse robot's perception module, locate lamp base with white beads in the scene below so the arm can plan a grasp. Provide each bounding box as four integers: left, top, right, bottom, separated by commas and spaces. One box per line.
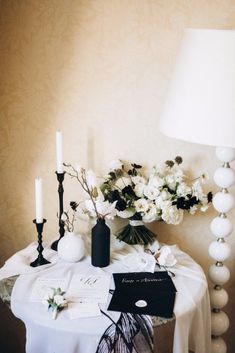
209, 147, 235, 353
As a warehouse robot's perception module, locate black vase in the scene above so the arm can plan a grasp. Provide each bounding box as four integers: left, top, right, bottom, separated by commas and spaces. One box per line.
91, 219, 110, 267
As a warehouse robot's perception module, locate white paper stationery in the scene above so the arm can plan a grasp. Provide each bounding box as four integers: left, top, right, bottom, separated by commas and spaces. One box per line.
30, 278, 68, 302
66, 274, 111, 303
68, 302, 101, 319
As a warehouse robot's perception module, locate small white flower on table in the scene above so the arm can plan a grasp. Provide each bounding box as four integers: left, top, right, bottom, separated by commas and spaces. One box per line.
156, 246, 177, 268
43, 288, 67, 320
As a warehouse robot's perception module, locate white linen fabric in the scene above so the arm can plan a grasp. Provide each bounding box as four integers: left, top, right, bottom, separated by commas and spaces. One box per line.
0, 238, 211, 353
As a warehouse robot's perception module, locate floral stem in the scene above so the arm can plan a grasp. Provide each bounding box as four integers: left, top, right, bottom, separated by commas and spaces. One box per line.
52, 308, 57, 320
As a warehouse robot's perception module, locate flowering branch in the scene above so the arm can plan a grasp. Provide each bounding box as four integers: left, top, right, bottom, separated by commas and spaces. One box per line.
61, 201, 79, 232
64, 163, 100, 219
63, 163, 117, 221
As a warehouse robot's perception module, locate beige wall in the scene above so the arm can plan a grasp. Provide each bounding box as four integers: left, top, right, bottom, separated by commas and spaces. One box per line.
0, 0, 235, 351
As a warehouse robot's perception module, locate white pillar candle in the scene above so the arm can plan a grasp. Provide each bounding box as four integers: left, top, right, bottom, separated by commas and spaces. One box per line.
56, 130, 64, 173
35, 178, 43, 223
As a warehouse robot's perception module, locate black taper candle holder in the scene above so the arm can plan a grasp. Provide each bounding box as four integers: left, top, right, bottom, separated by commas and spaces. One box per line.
51, 172, 65, 251
30, 219, 51, 267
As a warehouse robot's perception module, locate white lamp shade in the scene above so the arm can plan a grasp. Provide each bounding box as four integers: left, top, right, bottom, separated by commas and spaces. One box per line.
159, 29, 235, 148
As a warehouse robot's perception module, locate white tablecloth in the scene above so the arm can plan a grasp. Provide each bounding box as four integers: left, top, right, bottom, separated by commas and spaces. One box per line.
0, 239, 211, 353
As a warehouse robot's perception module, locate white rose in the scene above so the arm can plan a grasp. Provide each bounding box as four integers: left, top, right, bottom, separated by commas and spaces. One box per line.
53, 295, 67, 307
134, 198, 149, 213
176, 183, 191, 197
131, 176, 147, 185
143, 185, 160, 200
108, 159, 123, 172
160, 189, 171, 201
117, 209, 135, 218
165, 174, 176, 190
134, 183, 145, 197
115, 177, 132, 190
142, 203, 157, 223
149, 175, 164, 188
155, 195, 164, 209
161, 202, 183, 224
157, 246, 177, 267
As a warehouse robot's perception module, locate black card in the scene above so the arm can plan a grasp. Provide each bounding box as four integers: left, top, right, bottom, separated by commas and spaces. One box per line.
108, 272, 176, 318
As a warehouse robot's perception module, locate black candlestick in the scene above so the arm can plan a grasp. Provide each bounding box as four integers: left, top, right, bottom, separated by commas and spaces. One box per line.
51, 172, 65, 251
30, 219, 51, 267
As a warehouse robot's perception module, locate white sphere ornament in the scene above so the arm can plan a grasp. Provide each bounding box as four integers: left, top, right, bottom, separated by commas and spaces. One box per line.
214, 167, 235, 189
210, 288, 229, 309
209, 241, 231, 262
211, 311, 229, 336
213, 192, 234, 213
209, 264, 230, 285
210, 217, 233, 238
211, 337, 227, 353
216, 147, 235, 163
58, 232, 85, 262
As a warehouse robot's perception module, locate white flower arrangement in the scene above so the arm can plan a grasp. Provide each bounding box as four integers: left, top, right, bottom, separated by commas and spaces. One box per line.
100, 157, 212, 245
43, 287, 67, 320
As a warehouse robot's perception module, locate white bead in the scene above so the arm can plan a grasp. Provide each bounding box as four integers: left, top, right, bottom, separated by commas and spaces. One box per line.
211, 337, 227, 353
210, 217, 233, 238
209, 241, 231, 262
214, 167, 235, 188
210, 288, 229, 309
213, 192, 234, 213
211, 311, 229, 336
216, 147, 235, 163
209, 264, 230, 285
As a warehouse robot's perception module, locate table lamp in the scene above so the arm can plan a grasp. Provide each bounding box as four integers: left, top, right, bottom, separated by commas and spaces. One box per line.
159, 28, 235, 353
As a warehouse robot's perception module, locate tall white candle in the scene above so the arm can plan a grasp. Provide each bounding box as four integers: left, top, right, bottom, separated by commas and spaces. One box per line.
56, 130, 64, 173
35, 178, 43, 223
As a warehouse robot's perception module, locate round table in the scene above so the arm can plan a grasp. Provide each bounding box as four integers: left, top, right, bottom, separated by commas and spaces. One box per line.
0, 239, 211, 353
